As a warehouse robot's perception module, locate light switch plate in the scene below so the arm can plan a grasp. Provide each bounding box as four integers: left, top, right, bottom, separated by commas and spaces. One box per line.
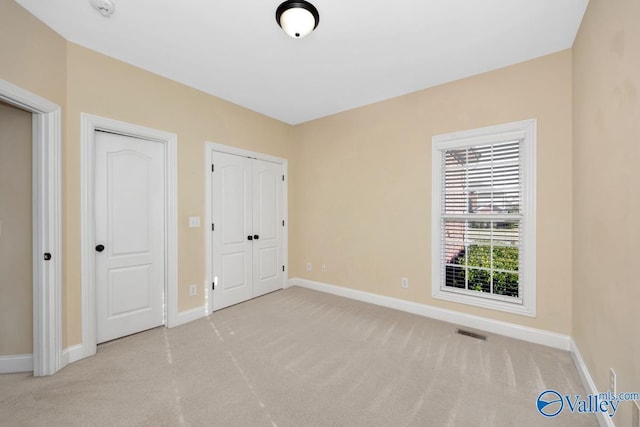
189, 216, 200, 228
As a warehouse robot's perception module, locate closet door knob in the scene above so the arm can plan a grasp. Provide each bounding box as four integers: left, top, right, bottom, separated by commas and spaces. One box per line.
253, 235, 259, 240
95, 244, 105, 252
247, 236, 253, 241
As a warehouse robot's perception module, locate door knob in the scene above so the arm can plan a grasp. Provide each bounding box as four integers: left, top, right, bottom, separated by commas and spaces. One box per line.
253, 235, 259, 240
95, 244, 105, 252
247, 236, 253, 241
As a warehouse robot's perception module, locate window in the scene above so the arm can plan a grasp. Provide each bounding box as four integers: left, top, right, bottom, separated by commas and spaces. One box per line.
431, 119, 536, 316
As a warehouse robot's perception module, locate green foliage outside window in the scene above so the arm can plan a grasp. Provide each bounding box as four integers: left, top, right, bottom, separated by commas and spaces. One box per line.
447, 244, 519, 297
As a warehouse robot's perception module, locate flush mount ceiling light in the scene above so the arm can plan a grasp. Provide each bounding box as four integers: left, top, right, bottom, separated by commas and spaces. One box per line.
276, 0, 319, 39
90, 0, 115, 17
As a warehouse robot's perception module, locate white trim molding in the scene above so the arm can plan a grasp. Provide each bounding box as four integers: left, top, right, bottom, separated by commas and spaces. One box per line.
80, 114, 178, 359
61, 344, 85, 367
431, 118, 537, 317
290, 278, 570, 350
204, 142, 289, 314
0, 354, 33, 374
174, 306, 208, 327
0, 79, 62, 376
570, 339, 615, 427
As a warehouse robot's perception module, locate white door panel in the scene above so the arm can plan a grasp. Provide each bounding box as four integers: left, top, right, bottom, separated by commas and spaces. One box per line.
257, 247, 278, 280
221, 251, 249, 291
107, 265, 152, 317
255, 168, 278, 240
212, 152, 252, 310
221, 163, 248, 245
95, 131, 165, 343
252, 159, 283, 298
109, 151, 152, 255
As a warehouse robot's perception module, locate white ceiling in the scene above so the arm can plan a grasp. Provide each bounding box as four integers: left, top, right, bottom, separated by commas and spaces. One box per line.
15, 0, 589, 124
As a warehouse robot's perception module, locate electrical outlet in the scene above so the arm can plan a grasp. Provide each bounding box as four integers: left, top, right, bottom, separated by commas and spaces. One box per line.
306, 262, 312, 271
401, 277, 409, 288
189, 284, 197, 296
321, 264, 326, 273
609, 368, 616, 394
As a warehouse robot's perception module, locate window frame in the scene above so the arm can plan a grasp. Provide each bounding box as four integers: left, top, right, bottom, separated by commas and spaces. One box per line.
431, 119, 537, 317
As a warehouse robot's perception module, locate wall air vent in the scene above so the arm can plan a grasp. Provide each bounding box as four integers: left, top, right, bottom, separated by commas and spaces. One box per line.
456, 329, 487, 341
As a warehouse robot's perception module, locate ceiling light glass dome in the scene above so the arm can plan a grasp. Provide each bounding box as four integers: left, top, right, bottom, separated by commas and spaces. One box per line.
276, 1, 319, 39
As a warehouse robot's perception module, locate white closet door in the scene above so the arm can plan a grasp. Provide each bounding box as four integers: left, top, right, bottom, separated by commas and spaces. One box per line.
94, 131, 165, 343
252, 159, 283, 297
211, 152, 284, 311
211, 152, 253, 310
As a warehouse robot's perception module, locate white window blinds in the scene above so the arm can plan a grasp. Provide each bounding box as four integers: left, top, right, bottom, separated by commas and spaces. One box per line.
441, 140, 523, 302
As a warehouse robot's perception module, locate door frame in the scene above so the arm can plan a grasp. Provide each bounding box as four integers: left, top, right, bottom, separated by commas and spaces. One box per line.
0, 79, 62, 376
80, 114, 178, 358
204, 142, 288, 313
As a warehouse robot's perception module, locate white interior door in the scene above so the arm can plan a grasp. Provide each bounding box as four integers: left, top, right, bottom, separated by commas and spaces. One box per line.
211, 152, 252, 311
252, 159, 283, 297
211, 152, 283, 311
95, 131, 165, 343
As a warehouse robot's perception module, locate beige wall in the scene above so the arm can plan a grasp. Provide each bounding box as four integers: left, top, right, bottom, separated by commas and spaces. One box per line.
0, 101, 33, 355
0, 0, 66, 108
573, 0, 640, 425
63, 43, 293, 347
291, 50, 573, 334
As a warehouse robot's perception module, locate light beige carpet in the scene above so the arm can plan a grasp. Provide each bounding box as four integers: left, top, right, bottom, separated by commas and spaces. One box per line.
0, 287, 597, 426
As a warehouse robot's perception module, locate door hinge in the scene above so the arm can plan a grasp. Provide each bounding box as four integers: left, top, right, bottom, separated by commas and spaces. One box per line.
282, 174, 285, 181
212, 281, 215, 290
282, 220, 285, 227
211, 223, 215, 231
211, 164, 214, 172
282, 265, 285, 272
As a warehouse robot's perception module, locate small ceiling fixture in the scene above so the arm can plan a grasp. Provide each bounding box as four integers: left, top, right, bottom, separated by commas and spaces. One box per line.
276, 0, 319, 39
90, 0, 115, 17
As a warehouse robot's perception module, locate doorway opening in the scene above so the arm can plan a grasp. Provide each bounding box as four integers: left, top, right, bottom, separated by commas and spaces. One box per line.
0, 79, 62, 376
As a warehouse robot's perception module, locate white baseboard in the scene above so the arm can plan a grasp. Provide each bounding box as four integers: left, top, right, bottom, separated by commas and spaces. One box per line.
570, 339, 614, 427
290, 278, 571, 351
62, 344, 84, 367
172, 305, 207, 327
55, 306, 206, 371
283, 279, 294, 289
0, 354, 33, 374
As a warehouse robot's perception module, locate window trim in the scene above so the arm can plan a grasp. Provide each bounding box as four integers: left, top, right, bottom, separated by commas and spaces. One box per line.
431, 119, 536, 317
